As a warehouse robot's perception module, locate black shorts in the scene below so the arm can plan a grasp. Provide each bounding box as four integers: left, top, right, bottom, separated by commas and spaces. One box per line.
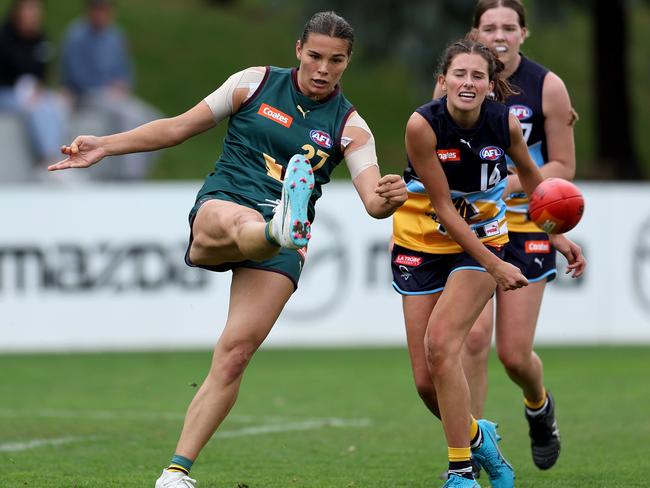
184, 190, 305, 290
391, 243, 505, 295
504, 232, 556, 283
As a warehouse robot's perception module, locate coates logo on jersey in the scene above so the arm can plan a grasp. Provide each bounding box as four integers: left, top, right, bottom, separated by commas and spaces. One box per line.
479, 146, 504, 161
258, 103, 293, 128
394, 254, 423, 267
436, 149, 461, 162
309, 129, 333, 149
509, 104, 533, 121
525, 240, 551, 254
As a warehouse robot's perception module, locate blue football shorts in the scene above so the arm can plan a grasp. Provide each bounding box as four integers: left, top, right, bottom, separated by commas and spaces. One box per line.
504, 231, 556, 283
391, 243, 506, 295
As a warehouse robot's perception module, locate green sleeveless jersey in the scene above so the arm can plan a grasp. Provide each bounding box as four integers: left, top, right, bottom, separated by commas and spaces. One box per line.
196, 66, 356, 222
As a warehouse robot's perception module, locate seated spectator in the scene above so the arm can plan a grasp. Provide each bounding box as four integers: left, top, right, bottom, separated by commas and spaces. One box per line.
61, 0, 162, 181
0, 0, 69, 174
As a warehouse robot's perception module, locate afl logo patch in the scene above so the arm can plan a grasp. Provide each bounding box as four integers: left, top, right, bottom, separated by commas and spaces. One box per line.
479, 146, 504, 161
309, 129, 333, 149
510, 104, 533, 121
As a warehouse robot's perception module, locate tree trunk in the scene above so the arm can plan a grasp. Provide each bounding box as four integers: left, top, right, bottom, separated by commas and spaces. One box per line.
594, 0, 642, 179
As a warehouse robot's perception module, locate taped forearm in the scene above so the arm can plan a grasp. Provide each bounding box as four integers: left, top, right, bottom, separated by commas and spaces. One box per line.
344, 112, 378, 179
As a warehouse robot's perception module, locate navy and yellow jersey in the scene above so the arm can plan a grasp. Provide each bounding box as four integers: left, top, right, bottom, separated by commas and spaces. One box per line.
196, 66, 355, 223
393, 97, 511, 254
504, 55, 550, 232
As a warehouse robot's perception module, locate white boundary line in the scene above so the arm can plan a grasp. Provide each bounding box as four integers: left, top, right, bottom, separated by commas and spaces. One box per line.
0, 409, 296, 423
0, 436, 98, 452
0, 410, 371, 451
216, 418, 371, 439
0, 408, 186, 421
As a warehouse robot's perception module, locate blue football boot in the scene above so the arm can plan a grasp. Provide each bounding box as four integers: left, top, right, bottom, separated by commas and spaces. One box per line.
269, 154, 314, 249
442, 473, 480, 488
472, 419, 515, 488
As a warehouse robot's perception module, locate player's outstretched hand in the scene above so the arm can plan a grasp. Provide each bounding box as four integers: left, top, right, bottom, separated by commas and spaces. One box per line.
375, 174, 408, 207
490, 259, 529, 292
549, 234, 586, 278
48, 135, 106, 172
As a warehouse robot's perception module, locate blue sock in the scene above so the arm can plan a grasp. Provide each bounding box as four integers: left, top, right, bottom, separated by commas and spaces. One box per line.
167, 454, 193, 475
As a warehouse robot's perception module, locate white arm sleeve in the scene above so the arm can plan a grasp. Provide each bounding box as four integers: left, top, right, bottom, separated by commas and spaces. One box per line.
343, 112, 379, 180
203, 67, 266, 123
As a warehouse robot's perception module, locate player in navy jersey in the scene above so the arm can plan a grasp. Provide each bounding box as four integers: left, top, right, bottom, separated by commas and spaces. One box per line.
49, 11, 407, 488
433, 0, 581, 474
394, 38, 585, 488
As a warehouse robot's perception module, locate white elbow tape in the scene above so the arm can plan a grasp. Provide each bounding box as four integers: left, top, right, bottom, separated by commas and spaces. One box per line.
346, 140, 378, 179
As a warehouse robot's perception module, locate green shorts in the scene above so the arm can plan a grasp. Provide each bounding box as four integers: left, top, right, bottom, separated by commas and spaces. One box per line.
184, 190, 305, 290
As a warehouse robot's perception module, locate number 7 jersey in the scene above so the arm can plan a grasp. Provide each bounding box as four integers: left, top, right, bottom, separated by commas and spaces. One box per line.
504, 55, 550, 232
393, 97, 511, 254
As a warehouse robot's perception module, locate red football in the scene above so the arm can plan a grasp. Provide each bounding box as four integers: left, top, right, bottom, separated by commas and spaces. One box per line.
528, 178, 584, 234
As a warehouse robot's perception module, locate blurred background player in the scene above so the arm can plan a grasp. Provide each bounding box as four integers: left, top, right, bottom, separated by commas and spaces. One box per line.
60, 0, 161, 180
49, 11, 408, 488
433, 0, 579, 473
0, 0, 68, 174
392, 38, 585, 487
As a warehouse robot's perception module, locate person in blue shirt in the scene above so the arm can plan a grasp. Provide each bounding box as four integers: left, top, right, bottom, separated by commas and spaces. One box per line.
60, 0, 161, 180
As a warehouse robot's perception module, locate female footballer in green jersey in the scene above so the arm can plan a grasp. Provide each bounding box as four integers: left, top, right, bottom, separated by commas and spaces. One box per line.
50, 11, 407, 488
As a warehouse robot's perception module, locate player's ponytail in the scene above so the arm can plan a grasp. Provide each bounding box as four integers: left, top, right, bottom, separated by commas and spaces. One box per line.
489, 49, 518, 102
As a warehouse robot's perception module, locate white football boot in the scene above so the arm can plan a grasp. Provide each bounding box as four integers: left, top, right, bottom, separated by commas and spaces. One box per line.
155, 469, 197, 488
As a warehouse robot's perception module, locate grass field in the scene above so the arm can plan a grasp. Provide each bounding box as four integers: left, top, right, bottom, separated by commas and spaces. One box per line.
1, 346, 648, 487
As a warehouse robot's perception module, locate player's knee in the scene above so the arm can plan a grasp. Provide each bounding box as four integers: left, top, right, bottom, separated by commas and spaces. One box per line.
232, 209, 262, 228
464, 326, 492, 358
424, 329, 457, 374
497, 347, 528, 375
229, 208, 265, 246
215, 341, 257, 384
